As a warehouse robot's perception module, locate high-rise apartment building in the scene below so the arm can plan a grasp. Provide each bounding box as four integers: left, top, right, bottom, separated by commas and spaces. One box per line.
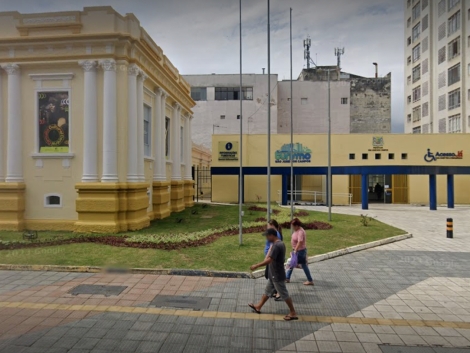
404, 0, 467, 134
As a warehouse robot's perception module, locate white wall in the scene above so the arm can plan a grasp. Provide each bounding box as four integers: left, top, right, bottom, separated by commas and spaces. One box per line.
277, 80, 351, 134
183, 74, 278, 150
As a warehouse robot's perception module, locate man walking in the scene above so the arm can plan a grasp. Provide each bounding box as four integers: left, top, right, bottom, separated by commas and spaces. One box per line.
248, 228, 298, 321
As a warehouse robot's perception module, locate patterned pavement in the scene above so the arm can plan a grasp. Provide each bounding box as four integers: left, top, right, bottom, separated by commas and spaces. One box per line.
0, 205, 469, 352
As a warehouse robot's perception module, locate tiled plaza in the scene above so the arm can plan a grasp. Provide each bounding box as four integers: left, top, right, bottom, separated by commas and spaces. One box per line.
0, 205, 469, 353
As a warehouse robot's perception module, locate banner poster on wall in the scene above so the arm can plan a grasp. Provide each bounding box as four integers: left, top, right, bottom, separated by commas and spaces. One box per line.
38, 91, 70, 153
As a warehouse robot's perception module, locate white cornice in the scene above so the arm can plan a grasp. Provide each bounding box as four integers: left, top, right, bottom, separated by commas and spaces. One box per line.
29, 73, 74, 81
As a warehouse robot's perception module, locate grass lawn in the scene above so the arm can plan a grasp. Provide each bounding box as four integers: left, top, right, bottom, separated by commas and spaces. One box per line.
0, 204, 405, 272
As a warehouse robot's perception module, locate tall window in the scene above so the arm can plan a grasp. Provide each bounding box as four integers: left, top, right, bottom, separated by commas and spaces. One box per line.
412, 44, 421, 62
448, 0, 460, 11
143, 104, 151, 157
413, 86, 421, 102
165, 117, 170, 158
448, 114, 461, 132
215, 87, 253, 100
413, 106, 421, 122
412, 23, 421, 42
448, 37, 460, 59
448, 88, 461, 110
180, 126, 184, 161
412, 64, 421, 82
448, 11, 461, 36
448, 63, 461, 85
412, 3, 421, 21
191, 87, 207, 101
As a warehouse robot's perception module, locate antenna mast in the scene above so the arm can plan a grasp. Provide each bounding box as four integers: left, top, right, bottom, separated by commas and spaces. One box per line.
303, 35, 316, 69
334, 47, 345, 70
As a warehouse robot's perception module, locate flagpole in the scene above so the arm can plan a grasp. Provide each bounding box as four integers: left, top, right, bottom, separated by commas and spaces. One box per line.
267, 0, 271, 220
289, 8, 294, 225
238, 0, 243, 245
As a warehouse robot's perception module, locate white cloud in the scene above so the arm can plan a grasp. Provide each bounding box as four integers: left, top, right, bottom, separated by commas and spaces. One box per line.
0, 0, 405, 131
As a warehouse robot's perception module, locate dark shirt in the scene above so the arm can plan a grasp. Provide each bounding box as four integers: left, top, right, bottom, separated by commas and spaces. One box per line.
268, 241, 286, 282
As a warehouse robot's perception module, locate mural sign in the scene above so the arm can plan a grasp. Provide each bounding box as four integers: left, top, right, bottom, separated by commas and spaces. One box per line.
218, 141, 238, 161
424, 149, 463, 162
275, 143, 312, 163
38, 91, 69, 153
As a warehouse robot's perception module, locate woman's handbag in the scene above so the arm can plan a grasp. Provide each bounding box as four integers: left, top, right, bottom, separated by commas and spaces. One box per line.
289, 251, 298, 269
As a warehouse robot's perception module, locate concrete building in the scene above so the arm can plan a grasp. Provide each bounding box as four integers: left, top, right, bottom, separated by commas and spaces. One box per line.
288, 67, 392, 134
186, 68, 391, 150
404, 0, 468, 134
183, 74, 278, 150
211, 133, 470, 208
0, 7, 195, 232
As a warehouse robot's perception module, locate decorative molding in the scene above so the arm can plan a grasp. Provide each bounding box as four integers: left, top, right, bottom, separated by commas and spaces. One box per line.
139, 69, 148, 81
29, 73, 74, 81
31, 153, 75, 160
172, 102, 181, 111
100, 59, 116, 71
23, 16, 77, 25
1, 64, 20, 75
128, 63, 140, 76
78, 60, 98, 72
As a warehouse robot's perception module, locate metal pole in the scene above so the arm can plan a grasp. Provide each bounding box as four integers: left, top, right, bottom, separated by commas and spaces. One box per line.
289, 8, 294, 225
267, 0, 271, 220
327, 69, 332, 221
238, 0, 243, 245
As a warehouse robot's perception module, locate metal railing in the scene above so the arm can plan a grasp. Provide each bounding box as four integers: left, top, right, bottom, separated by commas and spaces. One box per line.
277, 190, 352, 207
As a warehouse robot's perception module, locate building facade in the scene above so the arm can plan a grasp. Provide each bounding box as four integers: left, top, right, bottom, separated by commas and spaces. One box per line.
211, 134, 470, 208
183, 74, 278, 150
0, 7, 195, 232
404, 0, 468, 134
186, 69, 391, 151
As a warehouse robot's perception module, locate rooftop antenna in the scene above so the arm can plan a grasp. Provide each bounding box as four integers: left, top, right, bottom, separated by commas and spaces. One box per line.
303, 35, 316, 69
334, 47, 345, 70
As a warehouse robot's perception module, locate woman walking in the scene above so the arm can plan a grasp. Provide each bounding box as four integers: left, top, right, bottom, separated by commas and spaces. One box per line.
286, 218, 314, 286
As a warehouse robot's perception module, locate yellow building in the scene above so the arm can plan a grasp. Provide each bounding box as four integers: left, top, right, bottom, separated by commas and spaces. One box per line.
212, 134, 470, 210
0, 7, 195, 232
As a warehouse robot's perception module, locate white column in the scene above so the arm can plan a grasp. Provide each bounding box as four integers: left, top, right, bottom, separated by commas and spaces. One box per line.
127, 64, 139, 182
153, 88, 165, 181
136, 70, 146, 182
160, 91, 168, 180
1, 64, 23, 183
100, 59, 118, 182
184, 116, 193, 180
171, 103, 181, 180
0, 71, 4, 182
79, 60, 99, 182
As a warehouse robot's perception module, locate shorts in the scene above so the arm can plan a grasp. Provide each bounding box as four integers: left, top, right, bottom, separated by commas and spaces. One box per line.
265, 278, 290, 301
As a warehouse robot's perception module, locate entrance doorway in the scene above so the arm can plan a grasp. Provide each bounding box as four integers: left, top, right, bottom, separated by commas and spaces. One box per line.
368, 175, 391, 203
349, 175, 409, 205
287, 175, 302, 202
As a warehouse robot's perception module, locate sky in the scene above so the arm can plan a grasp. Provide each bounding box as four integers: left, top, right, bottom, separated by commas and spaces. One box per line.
0, 0, 405, 132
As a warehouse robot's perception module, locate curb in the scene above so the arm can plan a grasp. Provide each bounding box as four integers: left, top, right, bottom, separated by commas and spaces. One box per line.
250, 233, 413, 279
0, 234, 411, 279
0, 264, 252, 279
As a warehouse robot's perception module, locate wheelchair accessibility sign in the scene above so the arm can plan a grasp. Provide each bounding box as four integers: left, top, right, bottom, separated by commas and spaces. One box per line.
424, 148, 463, 162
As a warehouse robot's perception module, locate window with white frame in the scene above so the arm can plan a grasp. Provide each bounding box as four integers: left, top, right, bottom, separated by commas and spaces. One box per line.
407, 114, 412, 122
341, 98, 348, 104
412, 44, 421, 62
180, 126, 184, 161
191, 87, 207, 101
448, 88, 461, 110
165, 117, 170, 158
44, 194, 62, 208
412, 64, 421, 82
413, 106, 421, 122
448, 36, 460, 59
448, 0, 460, 11
407, 95, 412, 104
413, 126, 422, 134
413, 86, 421, 102
448, 11, 461, 36
448, 63, 460, 85
144, 104, 151, 157
412, 3, 421, 21
412, 23, 421, 42
407, 56, 412, 65
448, 114, 461, 132
407, 76, 411, 85
407, 18, 411, 28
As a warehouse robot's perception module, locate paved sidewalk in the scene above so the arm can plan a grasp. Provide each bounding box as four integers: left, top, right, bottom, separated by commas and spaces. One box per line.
0, 205, 469, 353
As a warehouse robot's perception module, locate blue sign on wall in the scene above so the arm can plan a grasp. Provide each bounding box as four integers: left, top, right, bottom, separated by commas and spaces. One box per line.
424, 149, 463, 162
275, 143, 312, 163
